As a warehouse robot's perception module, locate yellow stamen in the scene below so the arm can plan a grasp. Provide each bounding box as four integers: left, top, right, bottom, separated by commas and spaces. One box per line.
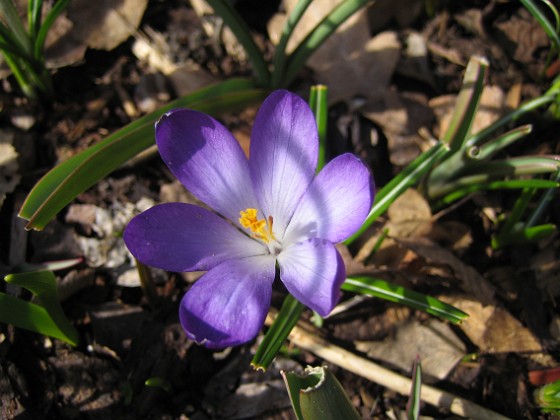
239, 208, 276, 243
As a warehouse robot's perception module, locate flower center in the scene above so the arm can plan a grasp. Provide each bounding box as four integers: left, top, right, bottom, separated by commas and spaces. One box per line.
239, 208, 277, 244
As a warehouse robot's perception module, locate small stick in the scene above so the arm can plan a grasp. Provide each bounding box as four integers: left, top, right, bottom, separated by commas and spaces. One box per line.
266, 312, 511, 420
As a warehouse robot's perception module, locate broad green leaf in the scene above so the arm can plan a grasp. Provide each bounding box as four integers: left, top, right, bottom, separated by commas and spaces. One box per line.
282, 366, 361, 420
0, 292, 75, 344
343, 277, 468, 324
20, 78, 267, 230
3, 271, 78, 345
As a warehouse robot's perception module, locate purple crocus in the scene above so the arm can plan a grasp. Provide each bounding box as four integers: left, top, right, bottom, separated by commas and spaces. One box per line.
124, 90, 374, 348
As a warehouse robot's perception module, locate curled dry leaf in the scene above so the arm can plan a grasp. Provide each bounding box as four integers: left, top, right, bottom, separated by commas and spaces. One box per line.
442, 296, 543, 354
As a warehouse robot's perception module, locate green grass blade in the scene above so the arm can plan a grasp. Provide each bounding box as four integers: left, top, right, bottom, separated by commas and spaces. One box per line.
35, 0, 69, 57
520, 0, 560, 54
466, 93, 557, 148
204, 0, 270, 86
527, 169, 560, 226
407, 357, 422, 420
472, 124, 532, 161
309, 84, 328, 172
28, 0, 43, 42
492, 223, 557, 248
442, 56, 488, 150
281, 0, 369, 87
0, 0, 32, 53
342, 277, 469, 324
251, 294, 304, 371
271, 0, 313, 88
0, 292, 76, 344
4, 271, 79, 345
433, 178, 560, 207
344, 142, 449, 245
19, 79, 266, 230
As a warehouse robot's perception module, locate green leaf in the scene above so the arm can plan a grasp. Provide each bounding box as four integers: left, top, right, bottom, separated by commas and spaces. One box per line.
407, 357, 422, 420
427, 56, 488, 192
35, 0, 69, 57
282, 366, 361, 420
251, 294, 304, 371
0, 292, 75, 343
433, 178, 560, 207
144, 377, 172, 393
309, 84, 328, 172
442, 56, 488, 150
3, 271, 79, 345
520, 0, 560, 54
19, 78, 267, 230
492, 223, 557, 248
342, 276, 469, 324
271, 0, 313, 88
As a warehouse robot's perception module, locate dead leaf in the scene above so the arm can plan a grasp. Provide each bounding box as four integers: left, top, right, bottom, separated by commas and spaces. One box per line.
355, 319, 466, 380
443, 296, 543, 354
362, 89, 434, 166
268, 1, 400, 103
397, 237, 496, 305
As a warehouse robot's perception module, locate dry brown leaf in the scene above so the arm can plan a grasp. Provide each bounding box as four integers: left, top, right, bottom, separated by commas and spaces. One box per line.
355, 319, 466, 380
356, 189, 432, 265
397, 237, 496, 305
268, 1, 400, 103
443, 296, 543, 353
362, 89, 434, 166
41, 0, 148, 69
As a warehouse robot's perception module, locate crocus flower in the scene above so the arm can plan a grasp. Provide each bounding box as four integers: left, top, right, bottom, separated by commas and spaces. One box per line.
124, 90, 374, 348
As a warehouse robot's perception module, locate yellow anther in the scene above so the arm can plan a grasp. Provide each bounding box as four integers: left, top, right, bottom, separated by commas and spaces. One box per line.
239, 208, 276, 243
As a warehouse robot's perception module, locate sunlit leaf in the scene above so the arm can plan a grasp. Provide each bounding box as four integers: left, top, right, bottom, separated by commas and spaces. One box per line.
20, 78, 266, 230
342, 277, 468, 324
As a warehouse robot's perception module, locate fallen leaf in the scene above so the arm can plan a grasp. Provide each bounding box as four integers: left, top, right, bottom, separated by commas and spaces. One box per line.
355, 318, 466, 380
268, 1, 400, 103
397, 237, 496, 305
443, 296, 543, 354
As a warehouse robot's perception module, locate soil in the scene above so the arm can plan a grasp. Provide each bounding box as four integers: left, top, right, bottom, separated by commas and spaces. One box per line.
1, 1, 559, 419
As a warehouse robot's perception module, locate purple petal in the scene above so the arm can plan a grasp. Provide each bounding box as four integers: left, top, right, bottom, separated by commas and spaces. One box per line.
277, 238, 345, 316
284, 153, 374, 244
179, 255, 276, 348
156, 109, 258, 222
249, 90, 318, 238
124, 203, 266, 272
